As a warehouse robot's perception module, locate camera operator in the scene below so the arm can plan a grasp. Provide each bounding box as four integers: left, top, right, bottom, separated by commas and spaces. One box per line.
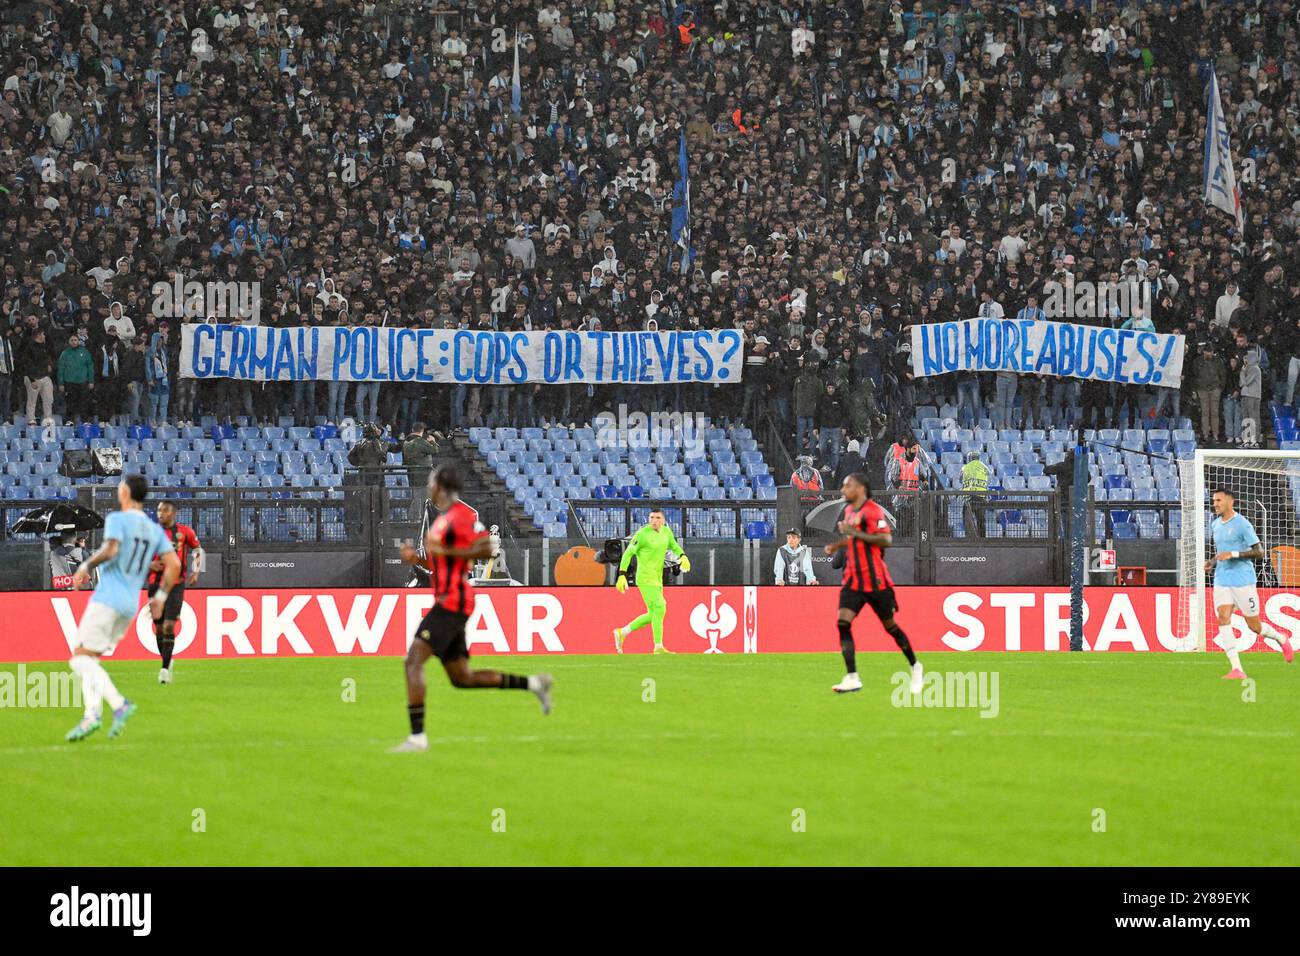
347, 421, 389, 487
401, 422, 439, 520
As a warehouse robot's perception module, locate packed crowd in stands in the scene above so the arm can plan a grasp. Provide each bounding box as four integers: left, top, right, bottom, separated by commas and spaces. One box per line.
2, 0, 1300, 473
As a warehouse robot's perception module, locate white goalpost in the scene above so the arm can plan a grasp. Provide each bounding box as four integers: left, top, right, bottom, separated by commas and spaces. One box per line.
1175, 449, 1300, 651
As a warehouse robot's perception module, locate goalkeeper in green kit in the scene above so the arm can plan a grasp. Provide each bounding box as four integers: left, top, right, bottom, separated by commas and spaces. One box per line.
613, 509, 689, 654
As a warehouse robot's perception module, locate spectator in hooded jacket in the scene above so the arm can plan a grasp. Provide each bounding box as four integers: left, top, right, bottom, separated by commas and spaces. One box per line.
146, 331, 171, 425
120, 336, 147, 424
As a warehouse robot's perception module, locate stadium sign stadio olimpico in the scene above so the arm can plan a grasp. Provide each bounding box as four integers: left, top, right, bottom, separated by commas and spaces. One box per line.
0, 588, 1297, 661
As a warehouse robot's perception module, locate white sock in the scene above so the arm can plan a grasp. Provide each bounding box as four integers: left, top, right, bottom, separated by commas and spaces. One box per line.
1216, 625, 1245, 671
409, 732, 427, 744
90, 660, 125, 712
1259, 622, 1281, 641
69, 656, 102, 719
527, 675, 541, 692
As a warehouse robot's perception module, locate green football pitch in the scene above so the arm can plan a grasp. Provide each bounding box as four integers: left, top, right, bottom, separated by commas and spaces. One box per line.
2, 653, 1296, 866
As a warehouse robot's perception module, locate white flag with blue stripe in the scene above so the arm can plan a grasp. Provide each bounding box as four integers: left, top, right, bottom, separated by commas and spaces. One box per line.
1203, 69, 1244, 234
511, 29, 522, 116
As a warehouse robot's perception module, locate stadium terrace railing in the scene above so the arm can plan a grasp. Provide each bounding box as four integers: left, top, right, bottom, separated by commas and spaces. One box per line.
760, 410, 797, 482
565, 498, 779, 543
0, 487, 1182, 590
772, 487, 1063, 585
1086, 497, 1181, 586
0, 484, 510, 590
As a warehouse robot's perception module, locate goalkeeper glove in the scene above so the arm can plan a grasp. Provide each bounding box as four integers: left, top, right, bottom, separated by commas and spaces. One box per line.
679, 555, 691, 573
616, 574, 628, 593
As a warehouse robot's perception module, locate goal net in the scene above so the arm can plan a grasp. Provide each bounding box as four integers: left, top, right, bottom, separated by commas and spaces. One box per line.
1175, 450, 1300, 651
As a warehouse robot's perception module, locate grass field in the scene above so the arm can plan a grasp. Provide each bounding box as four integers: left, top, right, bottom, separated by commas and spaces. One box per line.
1, 652, 1296, 866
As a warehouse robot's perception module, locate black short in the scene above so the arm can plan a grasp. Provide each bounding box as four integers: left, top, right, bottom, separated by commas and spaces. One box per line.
839, 586, 898, 620
414, 606, 470, 664
146, 582, 186, 621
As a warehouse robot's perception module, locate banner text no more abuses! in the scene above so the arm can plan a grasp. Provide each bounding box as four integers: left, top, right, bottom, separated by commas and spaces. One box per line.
912, 318, 1185, 387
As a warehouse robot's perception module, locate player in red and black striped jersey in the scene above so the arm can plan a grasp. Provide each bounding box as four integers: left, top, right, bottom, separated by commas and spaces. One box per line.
389, 465, 553, 753
823, 472, 923, 695
147, 500, 202, 685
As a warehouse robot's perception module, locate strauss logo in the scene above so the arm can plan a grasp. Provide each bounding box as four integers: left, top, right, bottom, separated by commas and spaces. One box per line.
689, 589, 737, 653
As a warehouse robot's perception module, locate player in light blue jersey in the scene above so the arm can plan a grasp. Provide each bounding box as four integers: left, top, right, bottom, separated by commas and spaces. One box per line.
65, 475, 181, 742
1205, 488, 1294, 680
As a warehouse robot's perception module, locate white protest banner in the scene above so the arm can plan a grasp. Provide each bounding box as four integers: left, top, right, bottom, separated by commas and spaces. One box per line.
910, 318, 1185, 387
180, 324, 745, 385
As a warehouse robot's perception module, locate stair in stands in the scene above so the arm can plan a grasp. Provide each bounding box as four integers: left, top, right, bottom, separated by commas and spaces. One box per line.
449, 431, 541, 537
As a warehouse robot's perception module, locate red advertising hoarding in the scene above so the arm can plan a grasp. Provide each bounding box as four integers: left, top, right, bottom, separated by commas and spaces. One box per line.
1, 586, 1297, 662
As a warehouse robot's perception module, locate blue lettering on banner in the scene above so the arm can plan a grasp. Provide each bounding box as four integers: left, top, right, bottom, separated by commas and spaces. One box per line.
249, 327, 274, 378
417, 329, 435, 380
472, 332, 493, 382
301, 328, 318, 380
543, 333, 562, 382
635, 331, 653, 382
1058, 323, 1076, 376
331, 327, 351, 378
919, 325, 942, 376
611, 334, 630, 382
1155, 335, 1177, 385
908, 317, 1186, 388
1035, 323, 1056, 373
273, 330, 296, 379
505, 332, 527, 384
564, 332, 583, 381
212, 328, 228, 377
395, 329, 416, 381
179, 324, 745, 385
1113, 329, 1134, 383
1096, 327, 1117, 380
943, 324, 960, 370
491, 332, 507, 383
228, 325, 248, 378
693, 331, 714, 380
649, 333, 672, 380
966, 321, 985, 369
590, 331, 610, 379
192, 325, 215, 376
1018, 319, 1034, 370
349, 328, 368, 380
452, 330, 473, 381
716, 330, 741, 380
